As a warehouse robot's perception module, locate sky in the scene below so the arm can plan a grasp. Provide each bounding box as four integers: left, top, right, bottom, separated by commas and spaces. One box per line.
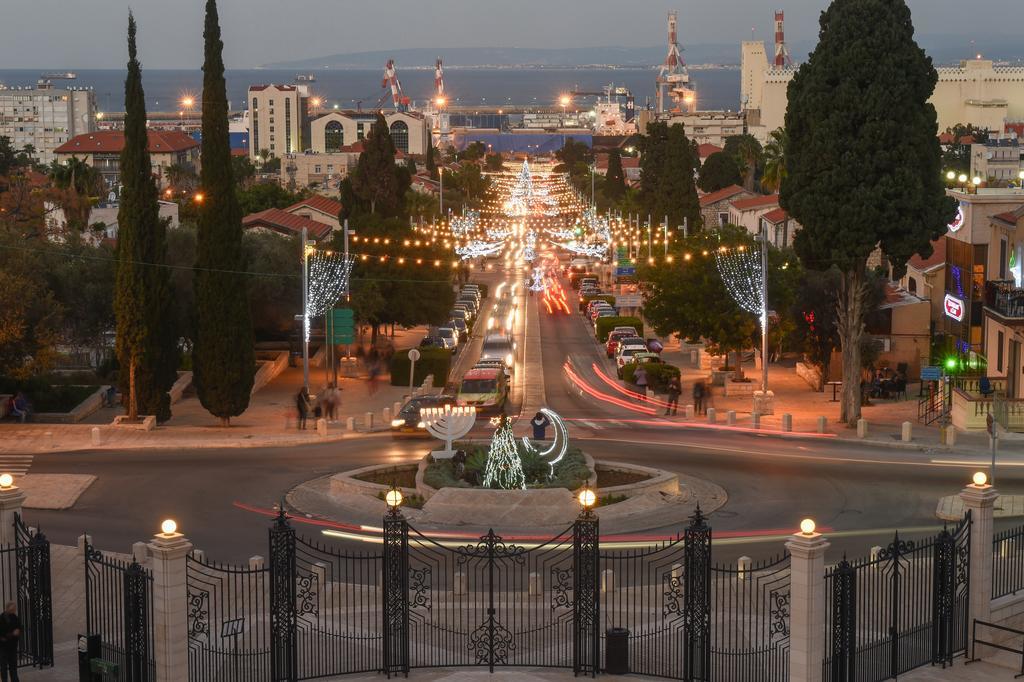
0, 0, 1018, 69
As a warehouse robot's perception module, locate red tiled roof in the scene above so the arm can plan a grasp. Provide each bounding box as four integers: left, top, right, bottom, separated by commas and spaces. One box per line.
992, 208, 1024, 226
761, 207, 789, 224
908, 238, 946, 272
730, 193, 780, 211
242, 208, 332, 240
697, 143, 723, 159
938, 132, 976, 145
698, 184, 749, 207
54, 130, 198, 154
286, 195, 342, 218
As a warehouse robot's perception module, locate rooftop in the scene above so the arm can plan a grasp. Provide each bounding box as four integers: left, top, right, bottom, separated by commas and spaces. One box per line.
730, 193, 780, 211
698, 184, 749, 207
55, 130, 198, 155
285, 195, 342, 218
242, 207, 332, 240
907, 238, 947, 273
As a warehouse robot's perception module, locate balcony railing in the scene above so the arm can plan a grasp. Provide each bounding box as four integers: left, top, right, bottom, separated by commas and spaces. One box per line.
994, 393, 1024, 433
985, 280, 1024, 319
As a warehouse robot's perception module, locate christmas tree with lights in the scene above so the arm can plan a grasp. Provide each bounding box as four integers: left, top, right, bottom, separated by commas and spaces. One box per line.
482, 415, 526, 490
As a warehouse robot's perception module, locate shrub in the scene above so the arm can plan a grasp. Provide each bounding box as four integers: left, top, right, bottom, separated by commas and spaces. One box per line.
623, 362, 680, 393
596, 316, 643, 342
389, 347, 451, 386
0, 377, 99, 413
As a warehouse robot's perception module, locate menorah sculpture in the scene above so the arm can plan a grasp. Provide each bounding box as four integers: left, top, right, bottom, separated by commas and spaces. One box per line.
420, 404, 477, 459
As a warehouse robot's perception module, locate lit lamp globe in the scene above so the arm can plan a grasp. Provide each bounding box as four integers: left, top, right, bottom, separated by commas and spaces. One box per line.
972, 176, 982, 185
972, 471, 989, 487
946, 170, 956, 180
160, 519, 178, 536
0, 474, 13, 489
385, 488, 404, 509
958, 174, 968, 184
799, 518, 816, 536
578, 487, 596, 510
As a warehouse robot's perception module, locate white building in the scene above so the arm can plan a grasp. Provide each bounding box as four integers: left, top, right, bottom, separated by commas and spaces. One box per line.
637, 110, 745, 147
970, 138, 1023, 184
247, 84, 309, 160
309, 110, 429, 156
741, 47, 1024, 140
0, 82, 97, 164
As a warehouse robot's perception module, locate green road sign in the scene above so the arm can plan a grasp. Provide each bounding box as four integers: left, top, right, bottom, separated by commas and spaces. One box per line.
329, 308, 355, 345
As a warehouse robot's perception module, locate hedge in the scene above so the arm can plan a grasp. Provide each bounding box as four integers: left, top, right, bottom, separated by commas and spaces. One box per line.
596, 316, 643, 342
0, 377, 100, 413
389, 347, 452, 386
623, 362, 680, 393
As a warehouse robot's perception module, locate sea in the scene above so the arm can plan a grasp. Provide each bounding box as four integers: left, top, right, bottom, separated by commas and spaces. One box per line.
0, 67, 741, 113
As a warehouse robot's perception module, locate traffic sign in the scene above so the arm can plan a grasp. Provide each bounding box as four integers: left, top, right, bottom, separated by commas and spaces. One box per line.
615, 267, 636, 277
615, 294, 643, 308
920, 365, 942, 381
408, 348, 421, 362
330, 308, 355, 345
943, 294, 965, 322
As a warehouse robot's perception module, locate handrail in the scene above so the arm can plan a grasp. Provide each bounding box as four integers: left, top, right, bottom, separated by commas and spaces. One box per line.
968, 619, 1024, 677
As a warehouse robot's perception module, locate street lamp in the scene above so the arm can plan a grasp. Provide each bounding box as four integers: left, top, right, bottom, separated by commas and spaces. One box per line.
0, 474, 13, 490
386, 484, 404, 512
946, 170, 956, 181
159, 519, 178, 537
799, 518, 816, 536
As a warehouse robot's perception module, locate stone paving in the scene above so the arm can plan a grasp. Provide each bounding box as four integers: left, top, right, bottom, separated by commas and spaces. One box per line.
938, 493, 1024, 520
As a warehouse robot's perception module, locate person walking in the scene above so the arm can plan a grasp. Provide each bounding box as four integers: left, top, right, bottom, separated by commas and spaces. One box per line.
693, 380, 706, 415
0, 601, 21, 682
295, 387, 310, 430
665, 375, 681, 416
633, 365, 648, 402
531, 411, 551, 440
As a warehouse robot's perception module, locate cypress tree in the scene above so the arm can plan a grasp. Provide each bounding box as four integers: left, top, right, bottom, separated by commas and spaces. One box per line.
114, 13, 175, 422
425, 144, 439, 180
194, 0, 254, 424
781, 0, 956, 425
638, 122, 701, 232
350, 112, 403, 217
604, 148, 626, 202
698, 151, 743, 193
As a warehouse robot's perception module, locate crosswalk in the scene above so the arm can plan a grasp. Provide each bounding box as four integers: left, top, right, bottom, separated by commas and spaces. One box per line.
0, 454, 34, 477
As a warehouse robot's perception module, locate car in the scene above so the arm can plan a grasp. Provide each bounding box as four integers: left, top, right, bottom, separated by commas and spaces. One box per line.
391, 394, 458, 438
437, 327, 459, 350
473, 359, 511, 382
570, 258, 590, 272
580, 277, 598, 289
593, 308, 617, 327
480, 332, 515, 368
420, 335, 446, 350
589, 303, 614, 322
449, 309, 469, 325
452, 304, 474, 320
616, 343, 648, 378
458, 368, 509, 414
457, 293, 480, 308
630, 352, 665, 367
606, 331, 643, 358
449, 317, 468, 341
586, 299, 611, 315
613, 326, 641, 336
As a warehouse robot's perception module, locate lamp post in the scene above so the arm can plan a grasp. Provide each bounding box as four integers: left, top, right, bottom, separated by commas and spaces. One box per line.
439, 167, 444, 216
301, 227, 313, 391
758, 230, 769, 392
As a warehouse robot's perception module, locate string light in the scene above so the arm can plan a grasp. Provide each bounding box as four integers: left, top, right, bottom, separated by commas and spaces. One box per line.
715, 244, 766, 333
482, 415, 526, 490
305, 250, 354, 343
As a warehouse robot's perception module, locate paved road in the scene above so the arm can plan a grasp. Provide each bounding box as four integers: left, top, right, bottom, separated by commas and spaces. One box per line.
24, 264, 1022, 566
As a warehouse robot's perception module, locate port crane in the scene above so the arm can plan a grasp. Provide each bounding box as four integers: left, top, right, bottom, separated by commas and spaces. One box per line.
655, 11, 696, 113
377, 59, 410, 112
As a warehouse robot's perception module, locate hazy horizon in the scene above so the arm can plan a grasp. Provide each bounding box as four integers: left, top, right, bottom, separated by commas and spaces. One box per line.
0, 0, 1019, 70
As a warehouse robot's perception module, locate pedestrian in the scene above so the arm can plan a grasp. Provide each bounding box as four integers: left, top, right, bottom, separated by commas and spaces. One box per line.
295, 387, 309, 430
531, 411, 551, 440
367, 355, 381, 396
665, 375, 681, 416
633, 366, 648, 402
9, 393, 29, 423
324, 384, 338, 421
693, 380, 705, 415
0, 601, 21, 682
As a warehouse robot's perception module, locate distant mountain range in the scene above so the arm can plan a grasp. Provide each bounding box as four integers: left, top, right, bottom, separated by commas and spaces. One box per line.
263, 37, 1024, 70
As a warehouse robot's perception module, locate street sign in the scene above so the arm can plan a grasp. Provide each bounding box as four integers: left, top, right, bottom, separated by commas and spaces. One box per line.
330, 308, 355, 345
943, 294, 965, 322
615, 294, 643, 308
920, 365, 942, 381
408, 348, 421, 362
615, 267, 636, 277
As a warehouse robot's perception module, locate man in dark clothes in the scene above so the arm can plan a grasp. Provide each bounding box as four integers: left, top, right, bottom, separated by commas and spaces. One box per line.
0, 601, 20, 682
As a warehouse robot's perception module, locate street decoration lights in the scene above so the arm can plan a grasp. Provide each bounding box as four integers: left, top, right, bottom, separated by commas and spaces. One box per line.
521, 407, 569, 477
420, 404, 477, 459
482, 415, 526, 490
716, 242, 769, 391
385, 484, 404, 514
302, 240, 354, 390
578, 484, 596, 513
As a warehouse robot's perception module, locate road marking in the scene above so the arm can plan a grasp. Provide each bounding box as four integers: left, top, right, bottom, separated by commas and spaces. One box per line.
931, 459, 1024, 466
0, 455, 33, 476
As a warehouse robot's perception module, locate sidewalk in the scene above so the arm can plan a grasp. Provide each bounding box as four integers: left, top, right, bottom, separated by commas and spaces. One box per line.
0, 328, 432, 454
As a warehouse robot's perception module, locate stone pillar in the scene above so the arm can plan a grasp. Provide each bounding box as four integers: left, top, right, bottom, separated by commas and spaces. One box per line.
901, 421, 912, 442
786, 527, 829, 682
751, 412, 760, 429
149, 526, 193, 682
856, 419, 868, 438
961, 479, 999, 628
782, 414, 793, 432
816, 416, 827, 434
707, 408, 716, 424
726, 410, 736, 426
0, 483, 26, 547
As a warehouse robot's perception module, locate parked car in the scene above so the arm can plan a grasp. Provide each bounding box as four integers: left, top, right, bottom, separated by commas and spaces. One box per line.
449, 309, 469, 326
458, 368, 509, 415
436, 326, 459, 350
420, 335, 446, 350
616, 342, 648, 378
449, 317, 468, 341
606, 331, 643, 358
593, 308, 617, 328
391, 394, 458, 438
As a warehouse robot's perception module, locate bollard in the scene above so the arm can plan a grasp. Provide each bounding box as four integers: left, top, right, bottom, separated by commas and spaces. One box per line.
393, 401, 402, 417
726, 410, 736, 426
684, 404, 694, 419
751, 412, 760, 429
857, 418, 868, 439
707, 408, 717, 424
317, 418, 328, 437
382, 407, 391, 422
346, 416, 355, 431
690, 349, 698, 365
737, 556, 752, 581
901, 421, 912, 442
601, 568, 614, 593
782, 414, 792, 432
91, 427, 102, 446
817, 416, 827, 434
44, 431, 53, 448
454, 571, 467, 595
249, 556, 264, 570
943, 425, 957, 447
529, 571, 542, 597
364, 412, 374, 429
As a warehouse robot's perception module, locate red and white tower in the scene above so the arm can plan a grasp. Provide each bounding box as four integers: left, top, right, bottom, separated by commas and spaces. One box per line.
773, 10, 792, 68
379, 59, 410, 112
656, 11, 695, 113
434, 58, 445, 98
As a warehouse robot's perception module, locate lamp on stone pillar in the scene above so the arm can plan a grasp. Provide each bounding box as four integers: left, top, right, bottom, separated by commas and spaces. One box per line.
148, 518, 193, 682
0, 474, 26, 547
961, 471, 998, 630
786, 519, 829, 682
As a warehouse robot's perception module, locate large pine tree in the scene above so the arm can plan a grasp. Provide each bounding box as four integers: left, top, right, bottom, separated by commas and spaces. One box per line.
638, 122, 701, 232
781, 0, 956, 425
604, 148, 627, 202
193, 0, 254, 424
349, 112, 405, 217
114, 13, 176, 422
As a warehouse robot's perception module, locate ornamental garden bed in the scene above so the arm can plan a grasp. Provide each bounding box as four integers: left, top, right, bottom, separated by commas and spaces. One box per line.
355, 465, 418, 489
422, 443, 591, 491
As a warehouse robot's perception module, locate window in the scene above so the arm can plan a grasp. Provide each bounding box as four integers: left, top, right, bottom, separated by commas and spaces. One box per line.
717, 212, 729, 226
357, 122, 365, 140
998, 330, 1005, 372
389, 120, 409, 153
285, 99, 292, 152
908, 278, 917, 294
251, 97, 258, 110
326, 164, 334, 172
269, 126, 275, 133
324, 121, 343, 151
1001, 238, 1008, 279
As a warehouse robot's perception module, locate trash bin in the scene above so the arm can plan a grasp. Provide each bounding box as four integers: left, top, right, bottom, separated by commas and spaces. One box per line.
606, 627, 630, 674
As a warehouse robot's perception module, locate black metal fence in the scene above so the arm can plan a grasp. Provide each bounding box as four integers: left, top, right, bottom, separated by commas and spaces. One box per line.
824, 514, 971, 682
0, 514, 53, 670
993, 523, 1024, 599
84, 544, 156, 681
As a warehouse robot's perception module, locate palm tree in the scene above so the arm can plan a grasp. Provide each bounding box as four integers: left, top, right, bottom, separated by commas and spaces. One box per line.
258, 148, 271, 168
724, 134, 763, 192
761, 128, 788, 193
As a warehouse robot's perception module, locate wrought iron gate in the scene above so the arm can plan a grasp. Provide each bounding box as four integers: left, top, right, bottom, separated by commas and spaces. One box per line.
0, 514, 53, 669
187, 552, 270, 681
824, 513, 971, 682
84, 543, 155, 681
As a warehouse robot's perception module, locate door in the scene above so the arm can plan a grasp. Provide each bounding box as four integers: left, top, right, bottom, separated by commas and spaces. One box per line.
1010, 340, 1020, 399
